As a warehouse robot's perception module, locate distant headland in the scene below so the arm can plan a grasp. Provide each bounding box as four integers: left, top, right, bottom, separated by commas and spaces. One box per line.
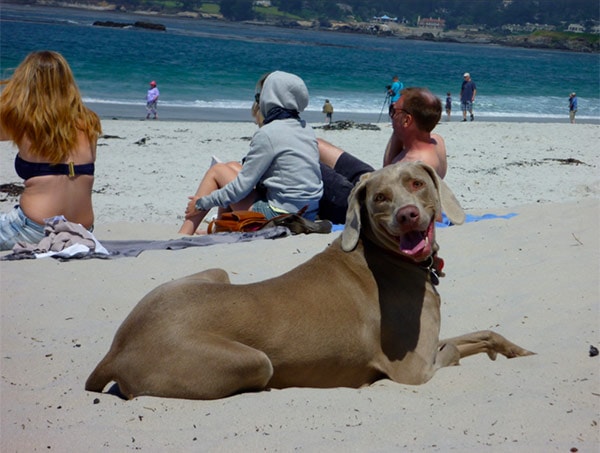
15, 1, 600, 53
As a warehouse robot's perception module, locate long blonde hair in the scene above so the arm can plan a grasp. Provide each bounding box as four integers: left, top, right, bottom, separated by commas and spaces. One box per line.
0, 50, 102, 163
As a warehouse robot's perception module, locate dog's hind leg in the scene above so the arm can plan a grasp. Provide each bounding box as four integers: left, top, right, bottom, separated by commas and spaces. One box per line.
439, 330, 534, 362
91, 333, 274, 400
182, 268, 231, 284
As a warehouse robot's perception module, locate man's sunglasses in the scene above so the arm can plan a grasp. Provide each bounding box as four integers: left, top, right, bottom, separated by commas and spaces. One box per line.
389, 105, 411, 118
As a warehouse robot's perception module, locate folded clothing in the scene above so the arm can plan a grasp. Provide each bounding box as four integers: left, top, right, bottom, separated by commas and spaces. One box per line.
9, 215, 109, 258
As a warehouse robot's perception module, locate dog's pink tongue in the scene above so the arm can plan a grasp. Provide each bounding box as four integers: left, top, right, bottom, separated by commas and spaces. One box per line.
400, 232, 427, 256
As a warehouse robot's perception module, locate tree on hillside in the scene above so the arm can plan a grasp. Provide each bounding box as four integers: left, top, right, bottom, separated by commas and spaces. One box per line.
272, 0, 303, 15
220, 0, 254, 20
179, 0, 201, 10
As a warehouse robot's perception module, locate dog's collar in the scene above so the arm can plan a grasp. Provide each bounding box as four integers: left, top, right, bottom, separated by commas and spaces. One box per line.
361, 236, 445, 285
419, 254, 445, 286
386, 248, 445, 286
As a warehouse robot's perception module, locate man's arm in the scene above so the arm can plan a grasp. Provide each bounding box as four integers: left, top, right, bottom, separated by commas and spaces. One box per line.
382, 133, 403, 167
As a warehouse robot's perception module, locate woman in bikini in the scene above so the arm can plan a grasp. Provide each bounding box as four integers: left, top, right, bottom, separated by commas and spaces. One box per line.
0, 50, 102, 250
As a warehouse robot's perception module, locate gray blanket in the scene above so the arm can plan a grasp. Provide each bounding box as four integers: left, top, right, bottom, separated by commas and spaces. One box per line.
1, 226, 290, 261
100, 227, 290, 257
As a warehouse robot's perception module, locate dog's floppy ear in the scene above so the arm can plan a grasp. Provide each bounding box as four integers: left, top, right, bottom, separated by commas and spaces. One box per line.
341, 172, 371, 251
438, 179, 465, 225
419, 163, 466, 225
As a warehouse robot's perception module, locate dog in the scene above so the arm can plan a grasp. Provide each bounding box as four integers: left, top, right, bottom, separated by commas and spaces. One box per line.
86, 162, 533, 400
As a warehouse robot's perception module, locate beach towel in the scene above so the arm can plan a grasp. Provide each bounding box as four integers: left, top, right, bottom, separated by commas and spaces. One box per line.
329, 211, 518, 232
1, 216, 291, 261
99, 227, 289, 258
436, 212, 518, 227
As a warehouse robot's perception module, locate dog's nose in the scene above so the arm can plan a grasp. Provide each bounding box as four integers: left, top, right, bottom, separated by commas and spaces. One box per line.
396, 205, 420, 227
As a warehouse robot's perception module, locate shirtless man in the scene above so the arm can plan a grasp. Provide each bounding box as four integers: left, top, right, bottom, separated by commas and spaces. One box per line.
318, 87, 447, 223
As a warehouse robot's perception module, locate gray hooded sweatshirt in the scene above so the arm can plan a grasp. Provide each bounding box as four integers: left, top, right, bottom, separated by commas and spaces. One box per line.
195, 71, 323, 217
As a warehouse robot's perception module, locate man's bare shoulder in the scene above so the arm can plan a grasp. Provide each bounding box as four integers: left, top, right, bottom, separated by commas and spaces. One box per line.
391, 146, 446, 177
431, 133, 445, 146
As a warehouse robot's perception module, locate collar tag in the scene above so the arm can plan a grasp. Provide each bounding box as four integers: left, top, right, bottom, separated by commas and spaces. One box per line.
430, 269, 440, 286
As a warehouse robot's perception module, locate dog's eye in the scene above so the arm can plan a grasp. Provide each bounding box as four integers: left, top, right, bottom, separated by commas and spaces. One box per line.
411, 180, 425, 190
374, 193, 387, 202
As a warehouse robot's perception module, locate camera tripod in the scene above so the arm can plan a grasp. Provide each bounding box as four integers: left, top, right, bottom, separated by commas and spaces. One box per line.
378, 93, 391, 123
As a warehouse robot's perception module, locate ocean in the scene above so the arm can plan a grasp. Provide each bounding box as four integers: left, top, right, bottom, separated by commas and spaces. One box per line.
1, 3, 599, 123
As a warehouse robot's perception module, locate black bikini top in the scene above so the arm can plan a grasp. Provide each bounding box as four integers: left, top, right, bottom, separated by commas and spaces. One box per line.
15, 155, 95, 180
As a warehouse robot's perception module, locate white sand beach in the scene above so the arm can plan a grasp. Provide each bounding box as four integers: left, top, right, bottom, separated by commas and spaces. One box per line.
1, 120, 599, 451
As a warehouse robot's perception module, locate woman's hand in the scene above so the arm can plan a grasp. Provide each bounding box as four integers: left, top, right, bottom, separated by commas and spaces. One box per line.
184, 196, 201, 219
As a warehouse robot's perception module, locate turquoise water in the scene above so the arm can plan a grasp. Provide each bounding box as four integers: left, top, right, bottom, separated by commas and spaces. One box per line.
1, 4, 599, 121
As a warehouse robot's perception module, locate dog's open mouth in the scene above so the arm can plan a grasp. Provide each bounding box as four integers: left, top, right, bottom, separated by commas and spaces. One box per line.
397, 220, 435, 261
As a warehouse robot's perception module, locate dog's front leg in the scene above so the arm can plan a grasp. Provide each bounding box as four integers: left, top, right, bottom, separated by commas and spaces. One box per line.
434, 341, 461, 369
440, 330, 534, 361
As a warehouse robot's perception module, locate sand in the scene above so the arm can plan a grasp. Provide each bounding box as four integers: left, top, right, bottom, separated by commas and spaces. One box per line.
1, 119, 599, 451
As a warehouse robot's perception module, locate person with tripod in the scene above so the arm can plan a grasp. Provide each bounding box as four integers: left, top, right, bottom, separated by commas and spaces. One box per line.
388, 75, 403, 104
379, 75, 403, 122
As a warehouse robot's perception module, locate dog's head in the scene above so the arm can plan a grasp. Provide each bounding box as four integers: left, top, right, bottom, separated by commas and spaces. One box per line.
341, 162, 465, 262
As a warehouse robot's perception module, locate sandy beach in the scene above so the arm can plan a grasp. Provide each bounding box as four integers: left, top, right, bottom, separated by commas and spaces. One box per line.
1, 119, 599, 451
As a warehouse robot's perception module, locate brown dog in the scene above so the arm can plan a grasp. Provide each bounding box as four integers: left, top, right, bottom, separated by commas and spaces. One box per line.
86, 162, 533, 400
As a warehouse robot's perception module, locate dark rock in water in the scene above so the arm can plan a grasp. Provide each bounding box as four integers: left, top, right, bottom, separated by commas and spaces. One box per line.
93, 20, 129, 28
134, 21, 166, 31
93, 21, 166, 31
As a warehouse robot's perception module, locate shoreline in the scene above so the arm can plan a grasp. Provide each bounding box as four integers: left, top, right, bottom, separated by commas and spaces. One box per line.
89, 103, 600, 125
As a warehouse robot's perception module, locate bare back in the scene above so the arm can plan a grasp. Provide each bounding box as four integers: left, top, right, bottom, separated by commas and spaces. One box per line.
385, 133, 448, 179
13, 130, 97, 228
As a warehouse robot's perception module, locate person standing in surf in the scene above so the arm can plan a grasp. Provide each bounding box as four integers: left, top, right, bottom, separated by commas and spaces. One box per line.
146, 81, 160, 120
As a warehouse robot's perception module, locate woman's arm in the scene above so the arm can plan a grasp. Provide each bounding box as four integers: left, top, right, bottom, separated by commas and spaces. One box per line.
194, 130, 274, 211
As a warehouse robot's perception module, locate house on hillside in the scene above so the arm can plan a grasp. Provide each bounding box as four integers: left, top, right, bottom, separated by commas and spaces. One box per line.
457, 24, 485, 32
417, 17, 446, 29
567, 23, 585, 33
253, 1, 271, 6
502, 22, 555, 33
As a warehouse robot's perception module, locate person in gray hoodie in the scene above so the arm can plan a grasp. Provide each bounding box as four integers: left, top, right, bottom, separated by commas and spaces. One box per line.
179, 71, 323, 235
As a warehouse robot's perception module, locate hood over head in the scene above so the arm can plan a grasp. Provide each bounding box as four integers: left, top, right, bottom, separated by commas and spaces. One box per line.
259, 71, 309, 117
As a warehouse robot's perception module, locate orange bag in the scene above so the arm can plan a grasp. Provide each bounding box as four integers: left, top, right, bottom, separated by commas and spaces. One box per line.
207, 211, 268, 234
